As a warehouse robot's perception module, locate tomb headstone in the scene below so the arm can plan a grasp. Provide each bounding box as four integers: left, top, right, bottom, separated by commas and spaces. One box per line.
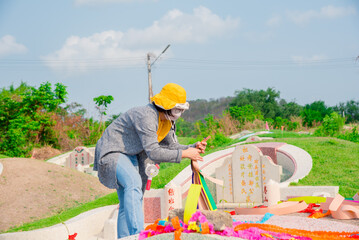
232, 145, 263, 204
215, 145, 282, 205
65, 146, 94, 170
245, 135, 262, 143
354, 192, 359, 201
215, 156, 233, 204
164, 182, 182, 214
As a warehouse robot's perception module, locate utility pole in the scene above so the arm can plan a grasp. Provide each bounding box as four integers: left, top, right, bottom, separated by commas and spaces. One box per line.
147, 53, 153, 102
147, 44, 170, 102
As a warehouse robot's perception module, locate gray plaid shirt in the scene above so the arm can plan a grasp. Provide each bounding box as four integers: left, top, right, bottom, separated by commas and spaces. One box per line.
94, 103, 195, 190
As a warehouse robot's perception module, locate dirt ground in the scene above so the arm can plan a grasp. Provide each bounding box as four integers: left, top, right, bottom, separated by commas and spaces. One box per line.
0, 158, 115, 232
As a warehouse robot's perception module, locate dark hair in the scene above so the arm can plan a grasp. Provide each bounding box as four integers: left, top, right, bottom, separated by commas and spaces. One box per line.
152, 102, 173, 116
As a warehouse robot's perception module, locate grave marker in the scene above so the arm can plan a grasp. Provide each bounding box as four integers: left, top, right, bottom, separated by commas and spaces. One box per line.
65, 146, 94, 170
216, 145, 282, 205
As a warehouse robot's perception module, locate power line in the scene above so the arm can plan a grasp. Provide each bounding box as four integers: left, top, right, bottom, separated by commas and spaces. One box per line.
0, 56, 357, 71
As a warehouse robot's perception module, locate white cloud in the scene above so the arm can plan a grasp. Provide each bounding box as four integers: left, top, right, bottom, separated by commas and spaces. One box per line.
43, 6, 239, 72
74, 0, 157, 6
0, 35, 27, 57
266, 15, 281, 27
287, 5, 356, 25
291, 55, 327, 65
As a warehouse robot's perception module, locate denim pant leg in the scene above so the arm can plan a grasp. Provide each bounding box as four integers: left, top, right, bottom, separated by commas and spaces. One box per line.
116, 153, 144, 238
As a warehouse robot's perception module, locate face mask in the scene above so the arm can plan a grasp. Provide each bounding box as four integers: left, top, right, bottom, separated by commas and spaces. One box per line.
165, 108, 184, 121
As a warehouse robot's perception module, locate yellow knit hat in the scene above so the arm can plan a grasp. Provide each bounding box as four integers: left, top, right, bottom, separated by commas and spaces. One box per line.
151, 83, 189, 110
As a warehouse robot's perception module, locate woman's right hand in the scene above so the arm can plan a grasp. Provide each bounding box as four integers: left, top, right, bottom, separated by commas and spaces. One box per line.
182, 147, 203, 161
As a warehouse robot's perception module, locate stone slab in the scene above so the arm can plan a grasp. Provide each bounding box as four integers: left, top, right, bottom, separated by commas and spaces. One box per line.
280, 186, 339, 200
232, 145, 263, 204
252, 142, 287, 164
143, 189, 166, 221
215, 156, 233, 204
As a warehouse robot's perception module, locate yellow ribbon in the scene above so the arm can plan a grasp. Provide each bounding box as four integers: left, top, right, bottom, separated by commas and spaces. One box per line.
183, 184, 202, 224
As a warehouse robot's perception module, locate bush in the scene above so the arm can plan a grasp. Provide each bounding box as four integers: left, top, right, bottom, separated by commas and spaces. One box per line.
337, 126, 359, 143
314, 112, 345, 137
229, 105, 263, 124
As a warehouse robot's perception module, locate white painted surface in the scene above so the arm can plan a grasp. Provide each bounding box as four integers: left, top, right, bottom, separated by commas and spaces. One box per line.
277, 144, 312, 184
280, 186, 339, 199
0, 205, 117, 240
276, 151, 295, 175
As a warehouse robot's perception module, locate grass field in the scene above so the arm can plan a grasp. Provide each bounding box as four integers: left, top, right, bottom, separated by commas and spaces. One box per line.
4, 132, 359, 232
264, 137, 359, 197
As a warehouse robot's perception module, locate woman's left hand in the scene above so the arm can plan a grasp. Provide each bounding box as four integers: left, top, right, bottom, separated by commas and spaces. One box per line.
196, 136, 210, 153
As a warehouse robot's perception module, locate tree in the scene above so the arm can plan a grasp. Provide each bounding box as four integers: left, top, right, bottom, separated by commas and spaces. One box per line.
64, 102, 87, 117
314, 112, 345, 137
93, 95, 114, 119
93, 95, 114, 132
229, 105, 263, 124
230, 88, 281, 119
0, 82, 67, 157
279, 100, 303, 119
334, 100, 359, 123
301, 101, 332, 127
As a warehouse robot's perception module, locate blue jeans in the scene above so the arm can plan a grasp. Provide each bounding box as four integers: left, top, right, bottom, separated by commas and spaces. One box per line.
116, 153, 144, 238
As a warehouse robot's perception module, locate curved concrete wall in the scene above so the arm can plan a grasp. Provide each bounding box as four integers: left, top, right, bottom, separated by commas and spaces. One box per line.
277, 144, 312, 184
170, 142, 313, 202
0, 205, 117, 240
276, 151, 296, 176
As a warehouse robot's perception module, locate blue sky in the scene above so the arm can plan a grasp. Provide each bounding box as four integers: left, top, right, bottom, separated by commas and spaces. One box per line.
0, 0, 358, 118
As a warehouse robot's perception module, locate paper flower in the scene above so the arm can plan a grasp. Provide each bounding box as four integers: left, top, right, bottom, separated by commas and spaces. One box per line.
68, 233, 77, 240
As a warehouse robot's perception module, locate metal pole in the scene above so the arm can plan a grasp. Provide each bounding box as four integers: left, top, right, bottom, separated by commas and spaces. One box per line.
147, 53, 153, 102
147, 44, 170, 103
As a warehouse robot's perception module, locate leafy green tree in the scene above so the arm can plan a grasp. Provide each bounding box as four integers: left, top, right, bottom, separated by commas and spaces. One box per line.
334, 100, 359, 123
175, 117, 195, 137
64, 102, 87, 117
0, 82, 67, 157
314, 112, 345, 137
279, 100, 303, 119
344, 100, 359, 123
301, 101, 332, 127
93, 95, 114, 117
228, 105, 263, 124
93, 95, 114, 132
230, 88, 281, 119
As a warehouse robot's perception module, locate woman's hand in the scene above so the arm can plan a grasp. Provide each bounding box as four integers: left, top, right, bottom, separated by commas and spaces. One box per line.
196, 136, 210, 153
182, 147, 203, 161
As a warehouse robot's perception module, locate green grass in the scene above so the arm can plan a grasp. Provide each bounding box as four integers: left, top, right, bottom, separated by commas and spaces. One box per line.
260, 137, 359, 197
6, 134, 359, 232
177, 136, 197, 145
0, 154, 9, 158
